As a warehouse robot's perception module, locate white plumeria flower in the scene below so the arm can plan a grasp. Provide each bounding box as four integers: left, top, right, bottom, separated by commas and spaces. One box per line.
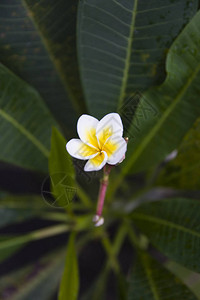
66, 113, 127, 172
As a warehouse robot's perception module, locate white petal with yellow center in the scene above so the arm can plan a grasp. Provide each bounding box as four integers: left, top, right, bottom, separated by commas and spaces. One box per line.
103, 136, 127, 165
84, 151, 108, 172
96, 113, 123, 148
66, 139, 98, 160
77, 114, 99, 149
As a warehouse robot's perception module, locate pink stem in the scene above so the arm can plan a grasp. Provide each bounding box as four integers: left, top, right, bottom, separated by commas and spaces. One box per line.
96, 165, 113, 217
96, 180, 108, 216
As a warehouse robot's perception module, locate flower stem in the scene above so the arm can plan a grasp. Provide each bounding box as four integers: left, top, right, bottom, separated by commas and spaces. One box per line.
93, 165, 113, 226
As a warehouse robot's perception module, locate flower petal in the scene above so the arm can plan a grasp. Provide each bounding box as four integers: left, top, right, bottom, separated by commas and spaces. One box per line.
84, 151, 108, 172
77, 114, 99, 149
104, 136, 127, 165
66, 139, 98, 160
96, 113, 123, 148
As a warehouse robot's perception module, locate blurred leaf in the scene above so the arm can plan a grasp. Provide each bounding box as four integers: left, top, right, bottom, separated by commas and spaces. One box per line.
118, 9, 200, 177
81, 267, 108, 300
0, 195, 50, 262
166, 260, 200, 299
0, 236, 23, 263
0, 249, 65, 300
131, 198, 200, 273
58, 233, 79, 300
0, 63, 58, 172
0, 224, 69, 265
117, 273, 128, 300
0, 195, 46, 210
0, 195, 47, 229
0, 208, 34, 229
48, 128, 76, 208
0, 0, 83, 133
128, 251, 197, 300
156, 117, 200, 189
78, 0, 198, 117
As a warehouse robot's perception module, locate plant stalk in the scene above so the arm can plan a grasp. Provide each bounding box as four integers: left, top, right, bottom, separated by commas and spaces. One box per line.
93, 165, 113, 226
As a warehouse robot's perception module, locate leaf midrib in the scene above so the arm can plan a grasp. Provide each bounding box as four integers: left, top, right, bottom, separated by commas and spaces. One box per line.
108, 60, 200, 198
132, 212, 200, 238
22, 0, 84, 114
125, 62, 200, 174
0, 109, 49, 158
117, 0, 138, 108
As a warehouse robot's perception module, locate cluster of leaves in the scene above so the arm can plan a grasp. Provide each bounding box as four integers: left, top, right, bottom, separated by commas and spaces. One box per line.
0, 0, 200, 299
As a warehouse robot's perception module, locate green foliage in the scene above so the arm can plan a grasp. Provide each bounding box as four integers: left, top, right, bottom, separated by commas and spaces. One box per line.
131, 198, 200, 273
0, 195, 48, 230
128, 251, 197, 300
122, 9, 200, 174
24, 0, 86, 114
0, 0, 80, 132
0, 1, 200, 299
0, 250, 65, 300
78, 0, 198, 117
156, 117, 200, 189
0, 194, 47, 210
48, 127, 76, 207
0, 63, 57, 172
0, 236, 23, 264
58, 234, 79, 300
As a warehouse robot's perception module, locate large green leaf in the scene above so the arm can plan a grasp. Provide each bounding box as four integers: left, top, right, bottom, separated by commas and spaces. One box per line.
0, 0, 83, 133
156, 118, 200, 190
58, 234, 79, 300
109, 10, 200, 194
48, 128, 76, 208
0, 63, 57, 172
128, 251, 197, 300
131, 198, 200, 274
0, 249, 65, 300
78, 0, 198, 118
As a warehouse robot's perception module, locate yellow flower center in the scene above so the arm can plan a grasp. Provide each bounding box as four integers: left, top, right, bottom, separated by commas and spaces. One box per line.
84, 126, 118, 159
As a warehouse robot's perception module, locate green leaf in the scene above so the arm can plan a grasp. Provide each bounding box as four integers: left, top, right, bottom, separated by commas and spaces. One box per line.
0, 225, 68, 268
58, 233, 79, 300
121, 10, 200, 175
0, 236, 23, 263
0, 1, 82, 132
0, 63, 58, 172
24, 0, 85, 112
0, 195, 47, 210
0, 207, 34, 229
128, 251, 197, 300
78, 0, 198, 117
0, 195, 50, 262
0, 195, 48, 229
166, 261, 200, 299
0, 249, 65, 300
131, 198, 200, 273
0, 225, 69, 255
48, 128, 76, 208
81, 267, 109, 300
156, 117, 200, 189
